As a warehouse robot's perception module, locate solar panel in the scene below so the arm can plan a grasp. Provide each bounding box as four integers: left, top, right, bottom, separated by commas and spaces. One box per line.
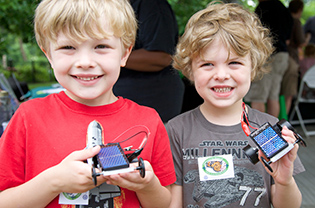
95, 143, 129, 171
250, 122, 288, 158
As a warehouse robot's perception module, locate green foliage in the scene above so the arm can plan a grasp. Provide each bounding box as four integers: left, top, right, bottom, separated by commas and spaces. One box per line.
0, 0, 41, 63
301, 1, 315, 25
168, 0, 210, 35
0, 59, 53, 83
0, 0, 40, 43
14, 60, 53, 83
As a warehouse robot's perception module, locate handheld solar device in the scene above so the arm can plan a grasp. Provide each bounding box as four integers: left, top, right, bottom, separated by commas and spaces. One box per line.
95, 143, 129, 171
86, 120, 146, 185
243, 119, 306, 172
91, 143, 145, 185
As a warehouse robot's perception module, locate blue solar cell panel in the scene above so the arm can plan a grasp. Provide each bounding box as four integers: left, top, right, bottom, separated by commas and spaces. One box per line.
96, 144, 129, 171
250, 123, 288, 158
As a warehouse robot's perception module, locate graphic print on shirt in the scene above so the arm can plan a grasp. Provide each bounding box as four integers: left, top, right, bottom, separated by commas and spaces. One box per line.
182, 139, 266, 207
184, 167, 265, 207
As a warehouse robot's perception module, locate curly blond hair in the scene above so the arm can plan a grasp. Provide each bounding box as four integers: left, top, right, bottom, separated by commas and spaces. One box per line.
34, 0, 137, 56
173, 2, 274, 81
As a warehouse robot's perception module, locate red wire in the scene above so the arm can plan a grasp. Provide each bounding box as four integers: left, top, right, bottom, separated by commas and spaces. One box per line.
242, 102, 258, 130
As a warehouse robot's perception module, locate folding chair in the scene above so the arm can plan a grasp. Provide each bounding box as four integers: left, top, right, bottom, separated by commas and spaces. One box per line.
289, 65, 315, 138
7, 73, 31, 102
0, 73, 19, 112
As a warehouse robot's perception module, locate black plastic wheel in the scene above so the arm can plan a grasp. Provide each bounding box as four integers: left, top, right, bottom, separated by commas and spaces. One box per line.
138, 157, 145, 178
91, 167, 101, 186
243, 145, 259, 164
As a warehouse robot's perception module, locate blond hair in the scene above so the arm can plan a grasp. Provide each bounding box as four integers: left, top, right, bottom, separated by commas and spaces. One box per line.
34, 0, 137, 56
173, 2, 274, 81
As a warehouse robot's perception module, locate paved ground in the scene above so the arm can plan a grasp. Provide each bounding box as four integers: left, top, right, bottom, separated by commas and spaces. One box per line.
293, 125, 315, 208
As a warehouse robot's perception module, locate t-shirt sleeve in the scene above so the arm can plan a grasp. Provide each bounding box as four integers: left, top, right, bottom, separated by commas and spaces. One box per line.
0, 106, 27, 190
150, 118, 176, 187
165, 121, 183, 186
136, 7, 178, 54
293, 155, 305, 175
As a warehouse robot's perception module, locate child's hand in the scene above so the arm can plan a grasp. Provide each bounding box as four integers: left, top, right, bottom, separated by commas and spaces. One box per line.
101, 160, 173, 207
49, 146, 108, 194
103, 160, 156, 192
259, 126, 299, 186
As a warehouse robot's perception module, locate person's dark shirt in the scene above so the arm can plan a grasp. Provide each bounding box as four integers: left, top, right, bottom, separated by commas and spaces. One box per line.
113, 0, 184, 123
304, 16, 315, 44
118, 0, 178, 77
130, 0, 178, 54
255, 0, 293, 52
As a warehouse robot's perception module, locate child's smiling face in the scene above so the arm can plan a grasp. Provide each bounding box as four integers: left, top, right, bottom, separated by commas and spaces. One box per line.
191, 38, 252, 110
46, 29, 131, 106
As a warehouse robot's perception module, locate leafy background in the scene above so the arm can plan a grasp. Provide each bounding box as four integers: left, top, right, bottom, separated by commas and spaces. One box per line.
0, 0, 314, 83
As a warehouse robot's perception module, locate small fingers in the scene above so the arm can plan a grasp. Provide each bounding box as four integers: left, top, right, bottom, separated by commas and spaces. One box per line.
66, 146, 101, 162
281, 126, 296, 144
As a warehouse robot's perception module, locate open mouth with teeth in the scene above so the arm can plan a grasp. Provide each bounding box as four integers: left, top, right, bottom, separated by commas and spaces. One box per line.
212, 87, 232, 93
74, 75, 103, 81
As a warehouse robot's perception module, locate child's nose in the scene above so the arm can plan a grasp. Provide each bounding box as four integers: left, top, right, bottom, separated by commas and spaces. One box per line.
75, 51, 96, 69
214, 67, 230, 81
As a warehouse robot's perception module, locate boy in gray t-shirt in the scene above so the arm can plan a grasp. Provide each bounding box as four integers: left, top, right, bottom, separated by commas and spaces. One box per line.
166, 2, 305, 208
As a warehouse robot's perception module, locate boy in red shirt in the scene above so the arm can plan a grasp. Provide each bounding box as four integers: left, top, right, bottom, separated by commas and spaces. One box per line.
0, 0, 175, 207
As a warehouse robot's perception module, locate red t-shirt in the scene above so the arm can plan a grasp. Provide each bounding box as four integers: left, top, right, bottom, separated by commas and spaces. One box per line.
0, 92, 176, 207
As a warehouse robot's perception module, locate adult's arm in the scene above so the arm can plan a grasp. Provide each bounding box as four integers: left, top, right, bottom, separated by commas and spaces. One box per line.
125, 48, 172, 72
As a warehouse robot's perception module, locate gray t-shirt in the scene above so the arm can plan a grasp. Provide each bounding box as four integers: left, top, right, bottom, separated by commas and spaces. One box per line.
166, 106, 305, 208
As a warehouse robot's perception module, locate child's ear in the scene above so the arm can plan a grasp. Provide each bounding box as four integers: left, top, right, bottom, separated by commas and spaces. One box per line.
41, 47, 48, 57
120, 45, 133, 67
41, 47, 53, 66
